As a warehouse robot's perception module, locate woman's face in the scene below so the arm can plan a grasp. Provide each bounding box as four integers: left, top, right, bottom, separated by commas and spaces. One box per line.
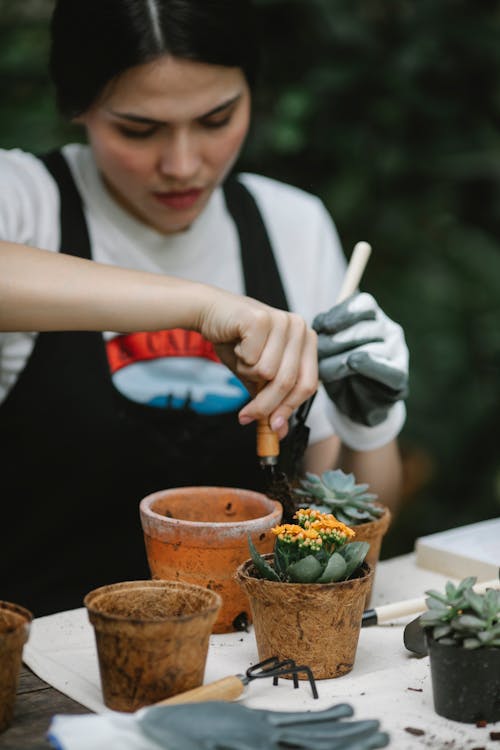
78, 55, 251, 234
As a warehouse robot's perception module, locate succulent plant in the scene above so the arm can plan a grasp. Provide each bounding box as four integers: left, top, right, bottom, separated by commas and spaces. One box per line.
419, 577, 500, 649
295, 469, 383, 526
248, 507, 369, 584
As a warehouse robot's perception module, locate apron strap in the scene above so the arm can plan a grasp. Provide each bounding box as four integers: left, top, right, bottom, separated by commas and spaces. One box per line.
223, 177, 290, 311
38, 150, 92, 258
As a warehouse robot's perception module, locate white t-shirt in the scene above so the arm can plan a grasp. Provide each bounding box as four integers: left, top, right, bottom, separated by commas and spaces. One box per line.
0, 144, 347, 444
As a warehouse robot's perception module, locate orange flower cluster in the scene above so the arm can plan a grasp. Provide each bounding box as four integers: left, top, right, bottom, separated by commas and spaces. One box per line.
271, 508, 355, 554
294, 508, 355, 551
272, 523, 323, 552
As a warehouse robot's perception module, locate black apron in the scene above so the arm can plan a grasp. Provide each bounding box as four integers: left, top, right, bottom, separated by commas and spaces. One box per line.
0, 152, 291, 616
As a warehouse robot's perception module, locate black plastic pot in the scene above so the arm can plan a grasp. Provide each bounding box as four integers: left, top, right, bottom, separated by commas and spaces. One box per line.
427, 636, 500, 723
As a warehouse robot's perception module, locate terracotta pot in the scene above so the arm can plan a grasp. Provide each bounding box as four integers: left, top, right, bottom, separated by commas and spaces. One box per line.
84, 579, 221, 712
0, 601, 33, 733
351, 504, 391, 606
139, 487, 282, 633
236, 556, 373, 680
427, 635, 500, 723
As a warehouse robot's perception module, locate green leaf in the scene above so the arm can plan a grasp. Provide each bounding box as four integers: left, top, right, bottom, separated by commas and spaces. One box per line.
456, 576, 477, 595
463, 637, 482, 649
339, 541, 370, 578
435, 636, 456, 645
433, 624, 452, 639
321, 469, 356, 494
425, 589, 453, 606
485, 589, 500, 617
464, 590, 487, 617
247, 534, 280, 582
303, 473, 322, 485
419, 611, 443, 626
425, 596, 448, 611
452, 614, 487, 630
316, 552, 347, 583
445, 581, 457, 600
286, 555, 323, 583
343, 506, 373, 522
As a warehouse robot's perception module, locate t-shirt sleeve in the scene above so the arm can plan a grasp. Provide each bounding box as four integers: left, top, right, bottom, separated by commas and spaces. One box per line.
0, 149, 60, 250
0, 150, 61, 405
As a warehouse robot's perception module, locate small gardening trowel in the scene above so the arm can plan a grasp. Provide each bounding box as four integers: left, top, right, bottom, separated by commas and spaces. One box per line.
258, 241, 372, 520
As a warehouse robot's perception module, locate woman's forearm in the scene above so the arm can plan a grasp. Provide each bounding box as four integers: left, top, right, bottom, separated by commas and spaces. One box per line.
0, 241, 210, 332
0, 241, 318, 432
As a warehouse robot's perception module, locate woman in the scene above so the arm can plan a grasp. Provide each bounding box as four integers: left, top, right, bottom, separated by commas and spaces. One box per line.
0, 0, 408, 614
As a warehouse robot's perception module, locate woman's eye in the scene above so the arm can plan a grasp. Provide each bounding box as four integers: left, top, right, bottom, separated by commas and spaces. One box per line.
201, 114, 232, 130
117, 126, 157, 139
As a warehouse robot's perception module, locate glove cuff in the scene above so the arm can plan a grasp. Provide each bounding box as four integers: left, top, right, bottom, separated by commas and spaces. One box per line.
326, 400, 406, 451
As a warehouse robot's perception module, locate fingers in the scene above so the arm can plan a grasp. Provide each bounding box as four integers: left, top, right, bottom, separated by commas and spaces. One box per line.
313, 293, 376, 334
237, 312, 318, 433
348, 351, 409, 392
317, 333, 383, 359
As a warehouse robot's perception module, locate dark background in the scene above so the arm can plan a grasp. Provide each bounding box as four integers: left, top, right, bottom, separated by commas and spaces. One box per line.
1, 0, 499, 556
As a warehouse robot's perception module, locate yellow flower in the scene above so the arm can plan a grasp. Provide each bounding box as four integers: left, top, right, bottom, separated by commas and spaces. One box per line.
272, 523, 303, 537
294, 508, 355, 540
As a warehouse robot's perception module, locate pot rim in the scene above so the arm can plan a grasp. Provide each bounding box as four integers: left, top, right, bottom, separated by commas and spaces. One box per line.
139, 486, 282, 531
236, 555, 373, 591
0, 600, 33, 641
334, 502, 392, 533
0, 600, 33, 625
425, 631, 500, 655
84, 579, 222, 625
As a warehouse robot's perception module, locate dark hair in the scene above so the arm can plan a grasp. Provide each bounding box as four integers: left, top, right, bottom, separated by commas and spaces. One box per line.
50, 0, 259, 118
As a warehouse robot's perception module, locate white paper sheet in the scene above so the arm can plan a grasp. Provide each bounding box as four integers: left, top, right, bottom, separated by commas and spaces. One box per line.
24, 554, 500, 748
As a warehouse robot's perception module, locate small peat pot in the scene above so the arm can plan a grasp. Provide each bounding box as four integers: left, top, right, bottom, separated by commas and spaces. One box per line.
0, 601, 33, 733
427, 637, 500, 723
296, 471, 392, 607
139, 487, 282, 633
348, 505, 391, 607
84, 580, 221, 712
236, 556, 373, 680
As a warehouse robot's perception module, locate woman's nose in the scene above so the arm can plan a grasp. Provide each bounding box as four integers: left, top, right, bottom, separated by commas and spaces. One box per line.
158, 130, 201, 181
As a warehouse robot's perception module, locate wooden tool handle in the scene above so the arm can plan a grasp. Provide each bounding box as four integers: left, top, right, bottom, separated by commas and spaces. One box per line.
257, 418, 280, 460
155, 675, 245, 706
336, 241, 372, 304
256, 381, 279, 461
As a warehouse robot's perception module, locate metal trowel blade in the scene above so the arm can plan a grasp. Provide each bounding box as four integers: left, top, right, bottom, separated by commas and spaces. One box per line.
403, 615, 428, 657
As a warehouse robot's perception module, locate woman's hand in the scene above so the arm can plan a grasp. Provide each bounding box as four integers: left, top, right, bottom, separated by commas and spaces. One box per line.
197, 289, 318, 439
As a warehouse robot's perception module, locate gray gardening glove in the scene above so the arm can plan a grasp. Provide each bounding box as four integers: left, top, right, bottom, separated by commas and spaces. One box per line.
140, 702, 390, 750
48, 702, 390, 750
313, 293, 409, 450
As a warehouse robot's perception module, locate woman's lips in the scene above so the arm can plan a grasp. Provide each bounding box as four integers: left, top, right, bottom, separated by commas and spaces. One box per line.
152, 188, 203, 210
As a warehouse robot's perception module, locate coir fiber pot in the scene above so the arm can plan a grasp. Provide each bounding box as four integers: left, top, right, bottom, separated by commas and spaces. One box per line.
84, 579, 221, 712
139, 487, 282, 633
236, 556, 373, 680
351, 505, 391, 607
427, 636, 500, 723
0, 601, 33, 733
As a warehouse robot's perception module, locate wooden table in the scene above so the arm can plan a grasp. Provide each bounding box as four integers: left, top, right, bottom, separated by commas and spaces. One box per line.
0, 667, 87, 750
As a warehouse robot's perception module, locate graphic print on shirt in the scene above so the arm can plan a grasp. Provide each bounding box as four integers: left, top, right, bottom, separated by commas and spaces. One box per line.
106, 329, 249, 414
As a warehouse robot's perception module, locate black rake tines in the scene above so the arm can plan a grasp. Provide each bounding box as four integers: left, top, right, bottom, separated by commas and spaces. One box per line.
243, 656, 319, 699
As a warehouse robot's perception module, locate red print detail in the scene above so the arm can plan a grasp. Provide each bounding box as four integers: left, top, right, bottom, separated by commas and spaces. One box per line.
106, 330, 220, 374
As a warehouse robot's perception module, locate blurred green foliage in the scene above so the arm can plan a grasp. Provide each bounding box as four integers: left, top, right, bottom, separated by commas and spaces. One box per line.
1, 0, 499, 554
